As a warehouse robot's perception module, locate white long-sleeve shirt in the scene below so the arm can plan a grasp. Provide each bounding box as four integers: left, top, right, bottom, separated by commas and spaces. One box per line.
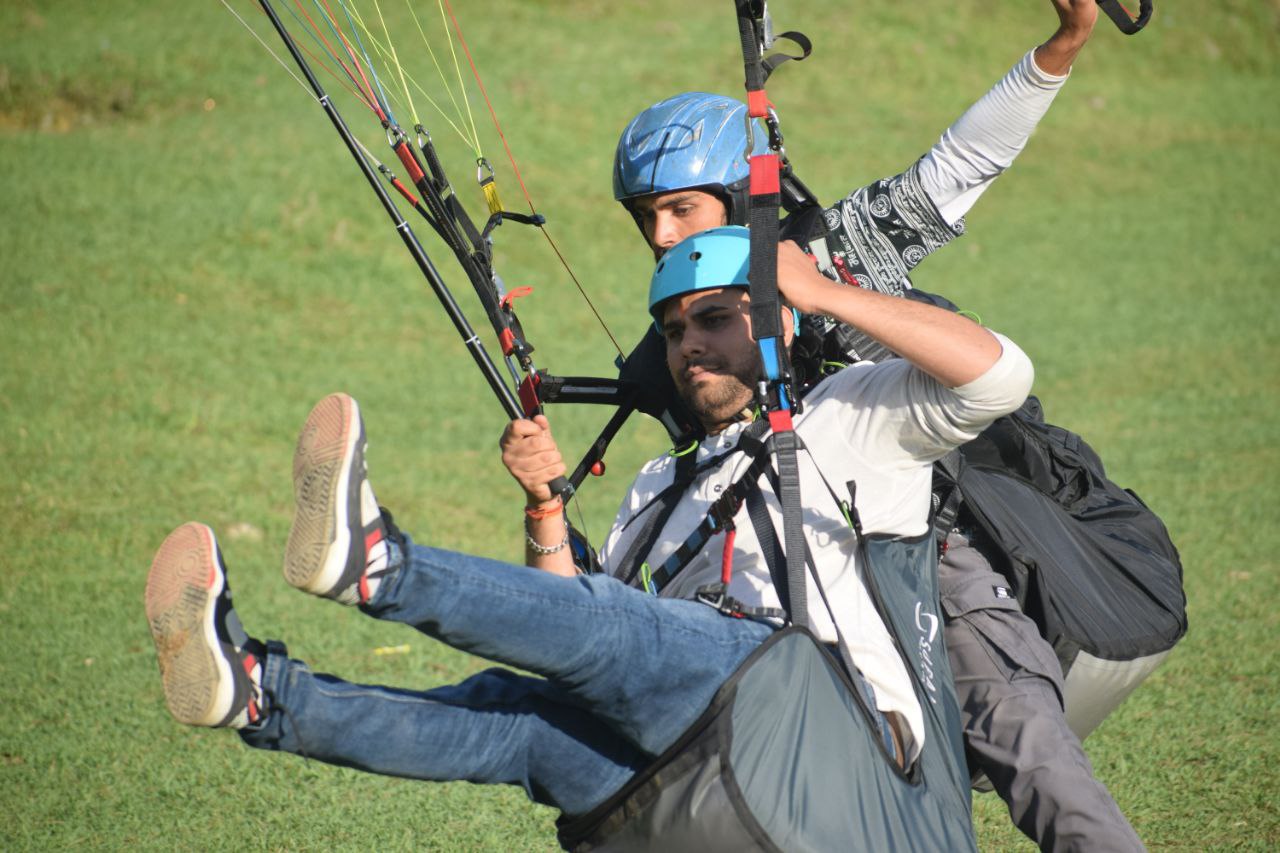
802, 49, 1067, 362
918, 50, 1070, 225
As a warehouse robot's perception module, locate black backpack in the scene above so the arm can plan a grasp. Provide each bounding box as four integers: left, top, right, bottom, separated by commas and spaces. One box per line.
932, 395, 1188, 678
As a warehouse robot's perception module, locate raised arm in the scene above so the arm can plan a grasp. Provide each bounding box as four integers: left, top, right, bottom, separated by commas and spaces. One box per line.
915, 0, 1100, 225
1035, 0, 1101, 74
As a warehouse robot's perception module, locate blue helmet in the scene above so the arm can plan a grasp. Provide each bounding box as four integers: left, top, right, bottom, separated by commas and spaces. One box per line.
614, 93, 768, 228
648, 226, 751, 329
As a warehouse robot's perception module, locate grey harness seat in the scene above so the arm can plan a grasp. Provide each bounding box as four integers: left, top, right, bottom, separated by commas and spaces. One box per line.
557, 534, 977, 853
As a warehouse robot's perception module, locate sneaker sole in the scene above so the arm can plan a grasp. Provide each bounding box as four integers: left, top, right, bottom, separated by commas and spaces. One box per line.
284, 393, 366, 599
145, 523, 239, 727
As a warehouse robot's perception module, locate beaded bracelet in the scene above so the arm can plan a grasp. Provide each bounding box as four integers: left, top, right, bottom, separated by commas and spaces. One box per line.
524, 514, 570, 555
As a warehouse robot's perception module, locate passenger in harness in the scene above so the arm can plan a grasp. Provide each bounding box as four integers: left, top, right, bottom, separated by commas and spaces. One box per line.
145, 226, 1031, 847
610, 3, 1151, 850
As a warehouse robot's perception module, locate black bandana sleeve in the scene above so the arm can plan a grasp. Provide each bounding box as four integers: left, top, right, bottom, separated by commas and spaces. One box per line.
795, 161, 965, 370
808, 160, 964, 297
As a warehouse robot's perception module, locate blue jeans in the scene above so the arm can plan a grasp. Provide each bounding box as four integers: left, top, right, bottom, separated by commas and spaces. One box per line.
241, 535, 775, 815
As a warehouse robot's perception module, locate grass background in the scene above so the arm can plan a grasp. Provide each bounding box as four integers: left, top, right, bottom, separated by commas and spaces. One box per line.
1, 0, 1276, 849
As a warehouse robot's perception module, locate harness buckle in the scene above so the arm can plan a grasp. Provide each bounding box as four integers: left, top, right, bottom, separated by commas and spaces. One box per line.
696, 583, 788, 622
695, 583, 743, 618
709, 491, 741, 533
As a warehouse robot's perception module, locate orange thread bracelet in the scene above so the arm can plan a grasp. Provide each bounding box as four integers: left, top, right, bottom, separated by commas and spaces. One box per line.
524, 497, 564, 521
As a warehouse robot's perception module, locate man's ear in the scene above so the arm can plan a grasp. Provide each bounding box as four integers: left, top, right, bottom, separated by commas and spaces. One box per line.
781, 306, 800, 347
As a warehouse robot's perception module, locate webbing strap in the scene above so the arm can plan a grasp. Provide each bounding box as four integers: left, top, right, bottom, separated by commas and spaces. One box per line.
748, 156, 785, 343
761, 31, 812, 78
734, 0, 807, 629
745, 178, 799, 618
734, 2, 769, 95
616, 420, 769, 588
619, 447, 700, 587
642, 450, 774, 594
619, 419, 770, 594
770, 427, 808, 627
744, 484, 789, 616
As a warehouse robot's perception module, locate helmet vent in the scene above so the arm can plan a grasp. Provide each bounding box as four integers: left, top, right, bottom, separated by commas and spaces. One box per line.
689, 251, 702, 262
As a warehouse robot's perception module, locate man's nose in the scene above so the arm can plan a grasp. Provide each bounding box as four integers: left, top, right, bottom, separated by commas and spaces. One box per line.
651, 212, 681, 251
678, 326, 706, 359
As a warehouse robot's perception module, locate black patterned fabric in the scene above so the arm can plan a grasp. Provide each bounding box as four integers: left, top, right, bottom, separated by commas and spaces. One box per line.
790, 162, 964, 373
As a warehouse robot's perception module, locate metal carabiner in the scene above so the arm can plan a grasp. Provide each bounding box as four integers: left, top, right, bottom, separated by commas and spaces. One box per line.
764, 105, 785, 155
743, 104, 787, 162
751, 0, 776, 52
742, 110, 756, 163
476, 156, 503, 215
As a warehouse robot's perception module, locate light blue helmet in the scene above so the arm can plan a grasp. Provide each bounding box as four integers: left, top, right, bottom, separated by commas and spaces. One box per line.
648, 226, 751, 329
648, 225, 800, 334
614, 93, 768, 228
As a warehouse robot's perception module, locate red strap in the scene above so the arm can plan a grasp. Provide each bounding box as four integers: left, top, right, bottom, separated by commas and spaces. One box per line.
749, 154, 781, 196
517, 372, 542, 417
389, 177, 420, 207
393, 141, 426, 184
721, 527, 737, 585
746, 89, 771, 119
768, 409, 794, 433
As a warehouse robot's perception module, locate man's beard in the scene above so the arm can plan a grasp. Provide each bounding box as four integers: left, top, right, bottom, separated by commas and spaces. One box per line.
675, 359, 757, 431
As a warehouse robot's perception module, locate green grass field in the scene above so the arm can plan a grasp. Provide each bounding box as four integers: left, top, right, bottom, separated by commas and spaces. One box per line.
2, 0, 1277, 849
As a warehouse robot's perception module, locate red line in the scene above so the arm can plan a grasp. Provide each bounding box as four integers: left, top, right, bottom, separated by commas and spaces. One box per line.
294, 35, 377, 114
291, 0, 384, 122
390, 177, 420, 207
315, 0, 387, 123
441, 0, 535, 212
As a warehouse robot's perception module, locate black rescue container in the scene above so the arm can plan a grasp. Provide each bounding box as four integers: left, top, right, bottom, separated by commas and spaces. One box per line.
933, 396, 1187, 738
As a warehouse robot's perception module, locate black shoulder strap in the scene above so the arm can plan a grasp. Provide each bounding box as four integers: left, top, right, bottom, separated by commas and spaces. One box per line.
641, 441, 774, 595
744, 484, 790, 616
621, 420, 773, 594
618, 446, 700, 586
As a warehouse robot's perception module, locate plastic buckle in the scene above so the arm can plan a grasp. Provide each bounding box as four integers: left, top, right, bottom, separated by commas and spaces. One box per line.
695, 583, 742, 618
709, 492, 740, 532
